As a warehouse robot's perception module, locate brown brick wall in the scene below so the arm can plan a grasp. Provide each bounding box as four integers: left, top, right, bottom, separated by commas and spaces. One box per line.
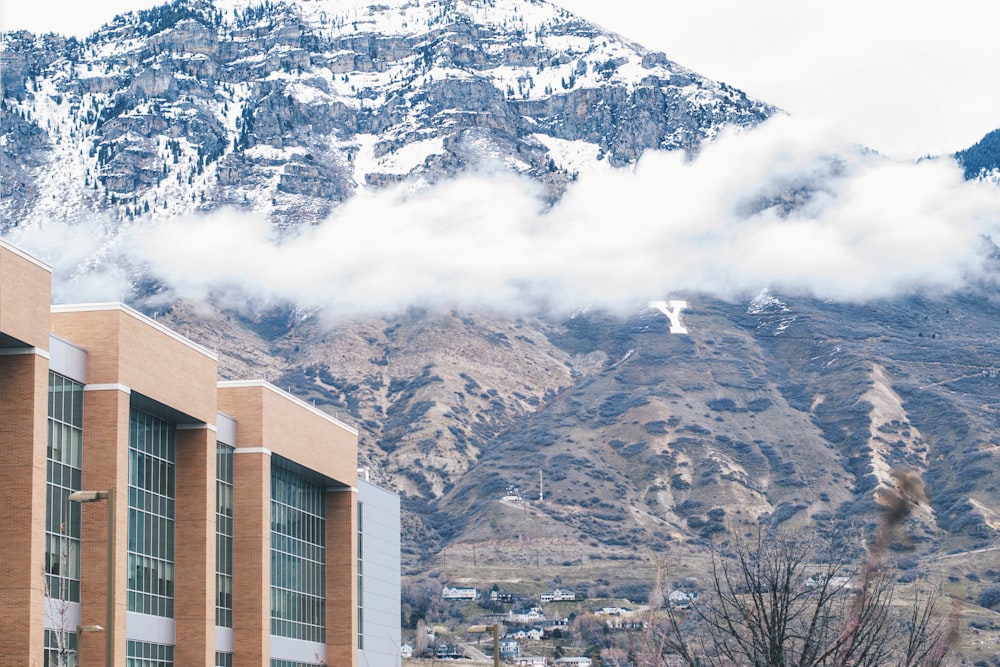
0, 352, 48, 667
78, 387, 131, 667
221, 382, 361, 665
218, 382, 357, 486
0, 242, 51, 350
232, 450, 271, 667
175, 426, 217, 666
1, 252, 366, 667
327, 489, 358, 667
51, 307, 218, 423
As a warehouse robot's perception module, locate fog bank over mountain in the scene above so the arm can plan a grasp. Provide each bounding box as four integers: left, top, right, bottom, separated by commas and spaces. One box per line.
8, 116, 999, 316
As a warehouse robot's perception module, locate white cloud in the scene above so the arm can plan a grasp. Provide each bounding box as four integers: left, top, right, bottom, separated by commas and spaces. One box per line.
4, 216, 133, 303
8, 115, 991, 318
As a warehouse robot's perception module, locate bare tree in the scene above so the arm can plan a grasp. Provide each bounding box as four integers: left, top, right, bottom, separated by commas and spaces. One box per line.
415, 618, 431, 657
645, 471, 957, 667
45, 517, 77, 667
647, 531, 954, 667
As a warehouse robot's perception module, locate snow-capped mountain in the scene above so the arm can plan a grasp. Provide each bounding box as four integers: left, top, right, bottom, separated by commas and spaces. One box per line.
0, 0, 773, 228
8, 6, 1000, 648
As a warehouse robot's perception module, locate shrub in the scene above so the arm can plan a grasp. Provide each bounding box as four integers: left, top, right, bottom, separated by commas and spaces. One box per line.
977, 583, 1000, 610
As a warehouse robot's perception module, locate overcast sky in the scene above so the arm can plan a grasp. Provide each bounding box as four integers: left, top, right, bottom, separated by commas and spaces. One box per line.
559, 0, 1000, 161
3, 0, 1000, 160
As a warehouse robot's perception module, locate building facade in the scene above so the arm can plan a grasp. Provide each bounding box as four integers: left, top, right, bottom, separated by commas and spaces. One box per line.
357, 477, 402, 667
0, 239, 399, 667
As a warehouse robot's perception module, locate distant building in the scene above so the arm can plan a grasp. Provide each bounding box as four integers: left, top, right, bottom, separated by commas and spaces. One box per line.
506, 627, 544, 641
512, 657, 547, 666
541, 589, 577, 602
595, 606, 634, 616
499, 638, 521, 658
554, 658, 593, 667
442, 586, 479, 600
435, 643, 463, 659
595, 606, 646, 630
491, 589, 514, 603
400, 643, 413, 658
491, 589, 532, 604
508, 607, 546, 623
667, 589, 696, 609
805, 576, 852, 591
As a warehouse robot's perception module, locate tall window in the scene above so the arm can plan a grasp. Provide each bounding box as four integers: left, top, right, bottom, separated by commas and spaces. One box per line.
216, 442, 234, 628
357, 501, 364, 651
126, 640, 173, 667
270, 465, 326, 643
127, 407, 176, 618
45, 372, 84, 667
44, 619, 79, 666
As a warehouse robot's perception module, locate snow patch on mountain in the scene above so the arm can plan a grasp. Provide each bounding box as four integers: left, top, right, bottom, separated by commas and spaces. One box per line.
864, 363, 936, 525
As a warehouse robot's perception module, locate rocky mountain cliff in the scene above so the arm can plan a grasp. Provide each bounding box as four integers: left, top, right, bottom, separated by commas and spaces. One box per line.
0, 0, 772, 228
155, 281, 1000, 579
4, 0, 1000, 590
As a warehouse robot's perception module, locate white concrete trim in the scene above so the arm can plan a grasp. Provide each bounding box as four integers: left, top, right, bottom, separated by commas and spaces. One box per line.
0, 238, 52, 270
216, 413, 237, 446
177, 423, 217, 432
0, 347, 49, 358
84, 383, 131, 394
43, 600, 81, 632
215, 626, 234, 653
270, 635, 326, 665
125, 612, 175, 645
235, 447, 272, 456
49, 335, 87, 382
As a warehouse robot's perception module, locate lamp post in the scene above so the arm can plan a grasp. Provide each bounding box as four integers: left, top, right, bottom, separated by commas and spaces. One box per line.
76, 624, 105, 667
68, 490, 114, 667
467, 624, 500, 667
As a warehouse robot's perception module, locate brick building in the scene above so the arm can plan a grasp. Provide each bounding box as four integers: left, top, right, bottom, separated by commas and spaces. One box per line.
0, 239, 399, 667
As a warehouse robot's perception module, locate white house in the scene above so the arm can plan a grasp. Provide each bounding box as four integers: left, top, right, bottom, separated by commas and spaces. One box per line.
554, 658, 593, 667
508, 606, 546, 623
499, 639, 521, 659
541, 588, 577, 602
506, 627, 545, 641
595, 606, 633, 617
442, 586, 479, 600
512, 657, 547, 666
400, 644, 413, 659
667, 589, 696, 609
804, 576, 852, 591
594, 606, 647, 630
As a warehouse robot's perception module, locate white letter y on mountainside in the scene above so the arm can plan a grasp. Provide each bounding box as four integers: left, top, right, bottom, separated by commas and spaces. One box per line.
649, 300, 689, 334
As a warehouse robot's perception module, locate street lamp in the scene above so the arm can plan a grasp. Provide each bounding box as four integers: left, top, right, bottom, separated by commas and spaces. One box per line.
68, 490, 114, 667
467, 624, 500, 667
76, 624, 104, 667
